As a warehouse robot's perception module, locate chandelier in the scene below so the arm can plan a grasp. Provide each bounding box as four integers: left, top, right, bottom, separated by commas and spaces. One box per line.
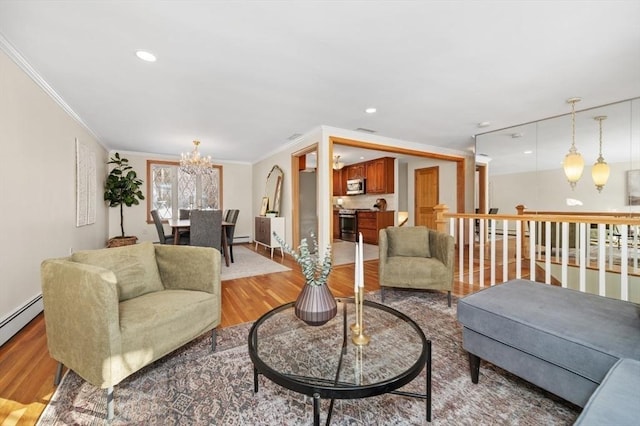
180, 140, 214, 175
591, 116, 610, 192
562, 97, 584, 189
333, 155, 345, 170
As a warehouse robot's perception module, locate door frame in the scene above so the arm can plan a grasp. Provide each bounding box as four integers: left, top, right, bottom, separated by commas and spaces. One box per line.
289, 136, 467, 250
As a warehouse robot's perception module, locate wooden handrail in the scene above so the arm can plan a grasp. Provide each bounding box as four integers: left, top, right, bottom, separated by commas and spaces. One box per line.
444, 213, 640, 226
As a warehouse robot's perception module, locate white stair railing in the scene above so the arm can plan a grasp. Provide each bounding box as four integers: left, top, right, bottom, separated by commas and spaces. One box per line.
445, 211, 640, 302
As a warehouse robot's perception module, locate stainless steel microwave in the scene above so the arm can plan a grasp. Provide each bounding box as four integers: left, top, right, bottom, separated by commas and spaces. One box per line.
346, 178, 365, 195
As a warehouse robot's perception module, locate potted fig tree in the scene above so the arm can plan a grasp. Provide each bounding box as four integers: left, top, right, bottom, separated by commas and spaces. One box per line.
104, 153, 145, 247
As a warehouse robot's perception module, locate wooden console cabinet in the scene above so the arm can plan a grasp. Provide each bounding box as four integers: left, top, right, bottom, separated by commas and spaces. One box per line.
254, 216, 285, 259
357, 210, 394, 245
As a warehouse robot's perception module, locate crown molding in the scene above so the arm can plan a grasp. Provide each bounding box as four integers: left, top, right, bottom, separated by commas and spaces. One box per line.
0, 33, 106, 149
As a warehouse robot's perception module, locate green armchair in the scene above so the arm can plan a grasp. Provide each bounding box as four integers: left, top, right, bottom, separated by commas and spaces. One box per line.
40, 242, 221, 420
378, 226, 454, 307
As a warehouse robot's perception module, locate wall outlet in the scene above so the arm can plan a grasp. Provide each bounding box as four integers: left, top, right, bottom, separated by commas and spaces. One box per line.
69, 247, 74, 255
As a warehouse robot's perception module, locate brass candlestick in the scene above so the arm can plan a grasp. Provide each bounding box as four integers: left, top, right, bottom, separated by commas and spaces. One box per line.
350, 287, 361, 334
352, 288, 370, 346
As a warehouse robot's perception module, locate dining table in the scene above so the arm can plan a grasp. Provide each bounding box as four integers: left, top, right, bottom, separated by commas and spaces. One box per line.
167, 218, 234, 267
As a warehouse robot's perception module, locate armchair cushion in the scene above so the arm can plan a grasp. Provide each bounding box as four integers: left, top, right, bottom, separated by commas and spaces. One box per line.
71, 242, 163, 301
387, 226, 431, 258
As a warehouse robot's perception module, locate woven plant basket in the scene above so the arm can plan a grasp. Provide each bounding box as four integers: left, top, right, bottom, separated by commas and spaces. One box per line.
107, 236, 138, 248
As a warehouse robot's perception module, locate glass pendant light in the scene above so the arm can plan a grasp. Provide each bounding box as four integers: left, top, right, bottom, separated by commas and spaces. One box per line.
592, 116, 610, 192
563, 97, 584, 189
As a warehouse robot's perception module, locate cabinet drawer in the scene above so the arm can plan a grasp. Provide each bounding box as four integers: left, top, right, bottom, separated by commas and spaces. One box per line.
358, 217, 377, 229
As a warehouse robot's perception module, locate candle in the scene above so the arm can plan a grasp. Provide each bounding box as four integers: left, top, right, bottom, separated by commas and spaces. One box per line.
354, 243, 360, 293
358, 233, 364, 288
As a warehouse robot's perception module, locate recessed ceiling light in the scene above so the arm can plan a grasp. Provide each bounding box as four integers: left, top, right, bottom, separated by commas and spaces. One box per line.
512, 132, 524, 138
477, 121, 491, 128
365, 107, 377, 114
136, 50, 157, 62
524, 150, 533, 154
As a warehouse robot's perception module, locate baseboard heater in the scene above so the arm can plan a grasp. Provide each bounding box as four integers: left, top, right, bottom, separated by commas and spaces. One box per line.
0, 294, 43, 346
233, 236, 250, 244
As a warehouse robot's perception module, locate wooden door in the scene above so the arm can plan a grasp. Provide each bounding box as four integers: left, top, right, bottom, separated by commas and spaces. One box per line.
415, 166, 439, 229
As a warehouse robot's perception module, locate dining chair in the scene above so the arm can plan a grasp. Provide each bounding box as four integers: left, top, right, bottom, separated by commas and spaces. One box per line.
177, 208, 192, 240
151, 209, 176, 244
224, 209, 240, 263
190, 209, 222, 252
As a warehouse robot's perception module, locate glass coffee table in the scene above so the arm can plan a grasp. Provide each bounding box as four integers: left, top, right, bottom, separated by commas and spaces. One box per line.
248, 298, 431, 425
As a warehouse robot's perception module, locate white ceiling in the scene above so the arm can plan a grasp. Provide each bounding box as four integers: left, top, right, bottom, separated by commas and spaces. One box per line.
1, 1, 639, 163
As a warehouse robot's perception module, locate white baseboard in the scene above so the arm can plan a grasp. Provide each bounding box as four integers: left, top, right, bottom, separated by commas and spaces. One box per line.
0, 295, 43, 346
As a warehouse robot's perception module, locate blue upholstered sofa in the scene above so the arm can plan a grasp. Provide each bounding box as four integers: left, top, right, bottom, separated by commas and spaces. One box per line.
457, 279, 640, 424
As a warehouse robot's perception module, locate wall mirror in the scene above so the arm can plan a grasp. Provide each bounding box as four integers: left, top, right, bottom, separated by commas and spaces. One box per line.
476, 97, 640, 214
264, 165, 284, 216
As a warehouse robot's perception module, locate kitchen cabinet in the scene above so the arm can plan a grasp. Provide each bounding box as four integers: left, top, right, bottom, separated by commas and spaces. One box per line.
332, 169, 343, 196
357, 210, 394, 245
333, 210, 340, 240
366, 157, 395, 194
346, 163, 366, 180
255, 216, 285, 259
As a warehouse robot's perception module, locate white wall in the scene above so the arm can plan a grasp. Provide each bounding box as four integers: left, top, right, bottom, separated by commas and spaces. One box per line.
109, 152, 253, 243
252, 126, 323, 249
0, 48, 108, 343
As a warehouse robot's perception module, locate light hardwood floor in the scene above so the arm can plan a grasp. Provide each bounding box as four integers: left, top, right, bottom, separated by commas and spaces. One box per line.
0, 243, 493, 425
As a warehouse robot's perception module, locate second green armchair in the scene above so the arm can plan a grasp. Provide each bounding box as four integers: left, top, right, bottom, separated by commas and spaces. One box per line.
378, 226, 455, 307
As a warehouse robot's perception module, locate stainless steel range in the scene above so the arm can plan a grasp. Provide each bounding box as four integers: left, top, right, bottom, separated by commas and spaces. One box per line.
338, 209, 357, 242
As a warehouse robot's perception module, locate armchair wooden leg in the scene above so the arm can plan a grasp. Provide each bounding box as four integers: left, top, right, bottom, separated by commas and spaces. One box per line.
211, 328, 217, 352
107, 387, 114, 420
54, 362, 64, 385
230, 245, 234, 263
447, 291, 452, 307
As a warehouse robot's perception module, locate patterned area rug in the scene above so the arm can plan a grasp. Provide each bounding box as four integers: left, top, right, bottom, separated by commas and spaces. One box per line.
38, 291, 579, 425
220, 245, 290, 280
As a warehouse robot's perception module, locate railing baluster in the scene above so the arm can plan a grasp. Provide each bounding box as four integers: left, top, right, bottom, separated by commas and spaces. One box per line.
561, 222, 569, 288
545, 220, 551, 284
598, 223, 606, 297
579, 223, 587, 292
458, 217, 464, 283
489, 218, 497, 285
479, 218, 485, 287
468, 218, 474, 285
516, 220, 522, 279
620, 225, 629, 301
529, 220, 536, 282
633, 225, 639, 272
502, 219, 508, 284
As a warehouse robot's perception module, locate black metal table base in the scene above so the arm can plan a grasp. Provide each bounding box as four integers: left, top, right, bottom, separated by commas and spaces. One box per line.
253, 340, 432, 424
249, 300, 432, 425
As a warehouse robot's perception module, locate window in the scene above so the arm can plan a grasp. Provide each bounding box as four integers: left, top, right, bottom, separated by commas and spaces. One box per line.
146, 160, 223, 222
